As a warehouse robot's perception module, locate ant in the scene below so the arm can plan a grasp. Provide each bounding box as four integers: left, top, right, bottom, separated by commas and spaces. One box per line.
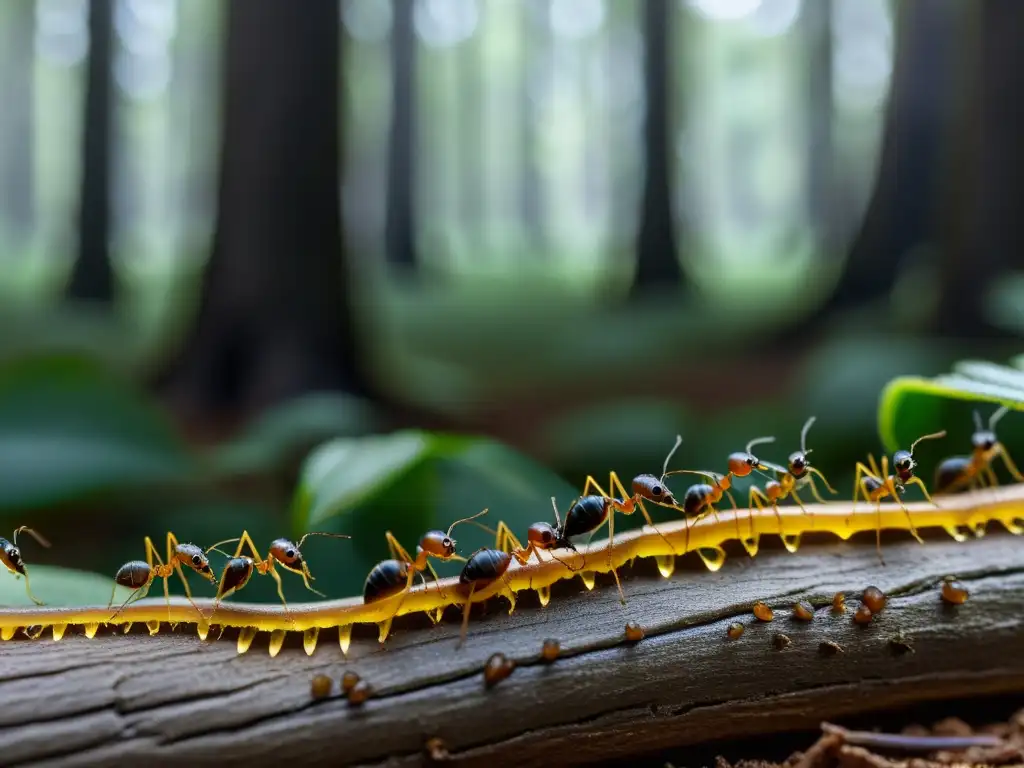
109, 533, 216, 620
851, 430, 947, 562
934, 406, 1023, 494
0, 526, 50, 605
492, 498, 582, 570
363, 509, 490, 617
454, 547, 515, 648
662, 434, 777, 551
749, 417, 838, 550
204, 531, 352, 617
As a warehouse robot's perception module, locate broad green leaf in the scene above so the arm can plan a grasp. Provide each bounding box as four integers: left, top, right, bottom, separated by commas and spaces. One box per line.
878, 357, 1024, 454
0, 354, 200, 512
295, 430, 434, 526
210, 392, 379, 476
0, 565, 135, 607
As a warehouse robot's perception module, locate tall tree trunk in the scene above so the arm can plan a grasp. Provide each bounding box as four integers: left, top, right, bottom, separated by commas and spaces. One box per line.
814, 0, 954, 316
157, 0, 370, 425
520, 3, 544, 248
632, 0, 683, 294
934, 1, 1023, 338
804, 0, 834, 258
68, 0, 114, 302
1, 2, 34, 240
385, 0, 418, 270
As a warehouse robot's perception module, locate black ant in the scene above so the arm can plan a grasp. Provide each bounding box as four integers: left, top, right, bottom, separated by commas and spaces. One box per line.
851, 430, 947, 563
109, 532, 216, 620
455, 547, 515, 648
492, 498, 580, 571
934, 406, 1022, 494
0, 527, 50, 605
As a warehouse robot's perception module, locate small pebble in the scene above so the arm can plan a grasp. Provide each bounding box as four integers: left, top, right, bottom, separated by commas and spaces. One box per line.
862, 586, 886, 614
541, 638, 561, 662
347, 680, 373, 707
310, 673, 333, 700
726, 622, 745, 640
341, 671, 361, 695
484, 652, 515, 688
625, 621, 645, 642
832, 593, 846, 613
425, 737, 449, 762
792, 602, 814, 621
772, 633, 792, 651
753, 601, 774, 622
819, 640, 844, 656
941, 577, 970, 605
853, 605, 873, 625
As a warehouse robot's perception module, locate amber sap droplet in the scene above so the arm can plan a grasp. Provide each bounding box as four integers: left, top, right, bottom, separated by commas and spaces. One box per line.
792, 602, 814, 621
862, 586, 886, 614
853, 605, 873, 625
541, 638, 560, 663
941, 578, 970, 605
310, 673, 333, 700
484, 652, 515, 688
726, 622, 745, 640
772, 633, 792, 651
752, 601, 774, 622
425, 737, 450, 762
832, 592, 846, 613
347, 680, 373, 707
819, 640, 844, 656
624, 621, 645, 642
341, 671, 361, 695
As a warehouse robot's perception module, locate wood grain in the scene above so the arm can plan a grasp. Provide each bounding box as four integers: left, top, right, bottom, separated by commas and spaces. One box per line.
1, 530, 1022, 768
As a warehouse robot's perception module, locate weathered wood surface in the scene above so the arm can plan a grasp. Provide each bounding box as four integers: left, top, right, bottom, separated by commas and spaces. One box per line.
1, 530, 1022, 768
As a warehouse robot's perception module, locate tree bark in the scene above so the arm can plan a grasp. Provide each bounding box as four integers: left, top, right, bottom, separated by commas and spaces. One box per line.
67, 0, 114, 302
385, 0, 418, 270
631, 0, 683, 294
2, 533, 1022, 767
156, 0, 370, 423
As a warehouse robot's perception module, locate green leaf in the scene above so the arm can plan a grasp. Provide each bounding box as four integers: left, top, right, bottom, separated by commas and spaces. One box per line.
878, 357, 1024, 454
294, 430, 435, 526
0, 354, 199, 512
0, 565, 134, 607
209, 392, 379, 476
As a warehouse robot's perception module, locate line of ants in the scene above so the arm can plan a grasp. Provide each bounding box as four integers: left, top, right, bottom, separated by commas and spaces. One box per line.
2, 407, 1020, 648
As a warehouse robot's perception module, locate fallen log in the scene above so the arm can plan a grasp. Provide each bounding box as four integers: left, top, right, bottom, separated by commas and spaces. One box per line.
0, 490, 1023, 767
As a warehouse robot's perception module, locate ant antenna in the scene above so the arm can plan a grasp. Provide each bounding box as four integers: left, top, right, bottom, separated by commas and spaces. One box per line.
13, 526, 50, 549
550, 497, 563, 530
447, 508, 490, 538
746, 435, 776, 454
800, 416, 816, 454
910, 430, 947, 455
661, 434, 683, 479
990, 405, 1011, 430
206, 537, 241, 555
973, 410, 984, 432
295, 531, 352, 549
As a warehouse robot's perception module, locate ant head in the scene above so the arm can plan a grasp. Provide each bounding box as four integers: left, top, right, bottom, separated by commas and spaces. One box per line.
892, 449, 915, 475
633, 474, 676, 506
787, 450, 810, 477
528, 522, 558, 548
176, 543, 214, 578
3, 544, 24, 573
972, 429, 998, 453
269, 538, 303, 568
421, 530, 457, 558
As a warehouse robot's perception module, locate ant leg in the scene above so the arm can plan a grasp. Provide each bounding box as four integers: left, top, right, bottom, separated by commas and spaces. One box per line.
985, 465, 1000, 488
108, 580, 151, 622
719, 488, 744, 544
609, 473, 677, 555
874, 499, 885, 565
605, 503, 626, 606
582, 475, 612, 500
267, 565, 298, 628
144, 536, 173, 621
807, 467, 838, 499
496, 521, 523, 553
384, 532, 416, 569
999, 449, 1024, 482
867, 454, 882, 481
457, 583, 476, 649
749, 486, 771, 535
850, 462, 879, 525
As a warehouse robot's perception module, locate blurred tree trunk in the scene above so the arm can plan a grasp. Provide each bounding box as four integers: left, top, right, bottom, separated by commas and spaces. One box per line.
1, 2, 34, 241
520, 4, 544, 248
385, 0, 418, 270
934, 1, 1023, 337
632, 0, 684, 293
68, 0, 114, 302
157, 0, 370, 424
804, 0, 834, 257
813, 0, 953, 316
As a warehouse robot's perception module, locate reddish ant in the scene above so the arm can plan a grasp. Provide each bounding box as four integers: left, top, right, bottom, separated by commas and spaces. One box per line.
0, 526, 50, 605
934, 406, 1022, 494
109, 532, 216, 620
492, 498, 580, 570
851, 430, 947, 563
204, 531, 352, 617
749, 417, 838, 551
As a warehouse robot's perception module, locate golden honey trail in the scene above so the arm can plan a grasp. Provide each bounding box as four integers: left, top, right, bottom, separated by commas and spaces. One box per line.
0, 487, 1022, 657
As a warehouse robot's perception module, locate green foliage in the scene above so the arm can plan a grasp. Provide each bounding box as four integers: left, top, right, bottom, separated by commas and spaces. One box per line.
291, 430, 579, 592
0, 354, 200, 514
0, 565, 135, 607
878, 358, 1024, 454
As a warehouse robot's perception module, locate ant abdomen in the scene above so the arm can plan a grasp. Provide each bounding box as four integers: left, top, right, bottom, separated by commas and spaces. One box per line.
459, 548, 513, 588
563, 495, 609, 539
218, 557, 255, 598
363, 559, 409, 603
683, 484, 714, 517
935, 456, 973, 494
115, 560, 151, 590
